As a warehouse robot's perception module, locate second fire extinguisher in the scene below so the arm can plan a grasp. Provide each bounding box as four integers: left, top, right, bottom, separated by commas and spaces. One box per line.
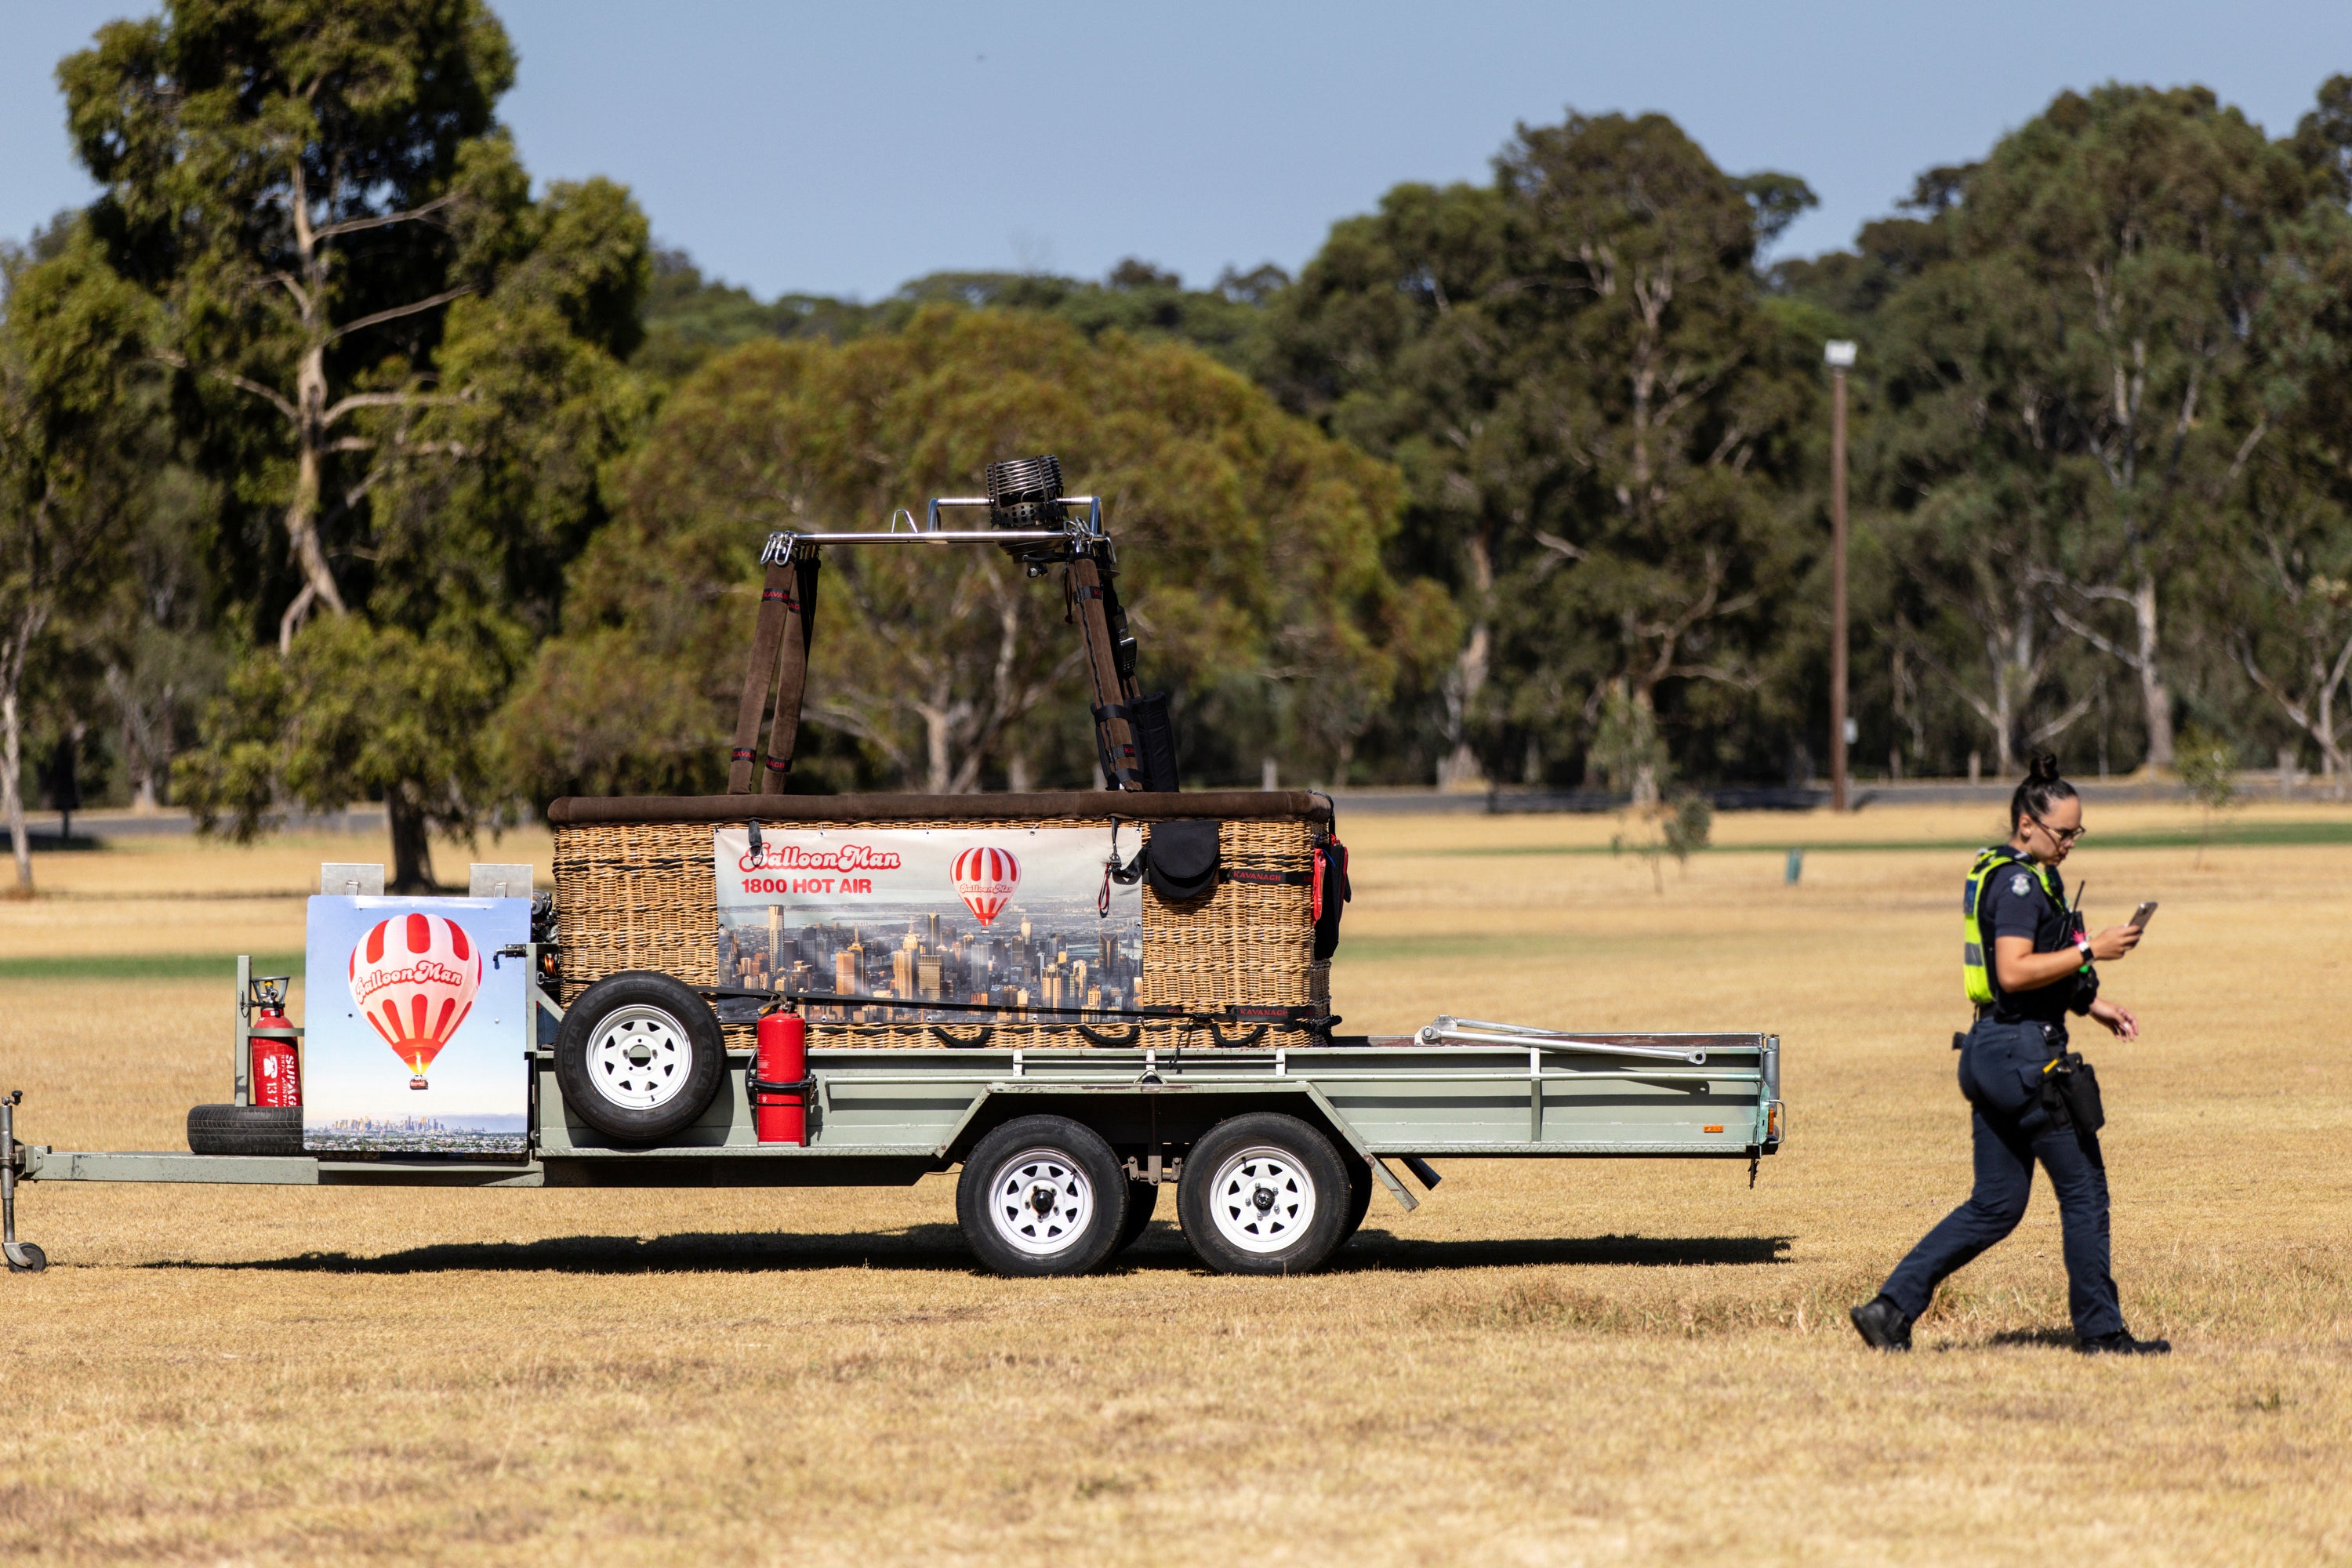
750, 1011, 808, 1145
249, 975, 302, 1109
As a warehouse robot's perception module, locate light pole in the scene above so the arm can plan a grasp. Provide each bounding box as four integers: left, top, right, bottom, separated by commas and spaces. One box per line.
1824, 340, 1856, 813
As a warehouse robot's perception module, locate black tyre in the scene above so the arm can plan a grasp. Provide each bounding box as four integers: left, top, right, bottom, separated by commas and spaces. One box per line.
6, 1243, 47, 1273
555, 971, 727, 1146
1177, 1112, 1351, 1276
187, 1103, 303, 1156
1339, 1154, 1374, 1242
956, 1116, 1127, 1277
1116, 1178, 1160, 1252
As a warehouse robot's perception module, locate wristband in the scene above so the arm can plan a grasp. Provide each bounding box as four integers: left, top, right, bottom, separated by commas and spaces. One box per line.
2073, 933, 2093, 972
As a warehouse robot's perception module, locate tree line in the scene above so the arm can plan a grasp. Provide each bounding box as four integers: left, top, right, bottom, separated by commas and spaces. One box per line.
5, 1, 2352, 890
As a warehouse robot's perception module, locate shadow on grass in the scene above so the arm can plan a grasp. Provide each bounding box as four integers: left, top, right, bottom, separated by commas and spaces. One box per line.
1973, 1326, 2082, 1350
140, 1222, 1793, 1276
1328, 1229, 1793, 1272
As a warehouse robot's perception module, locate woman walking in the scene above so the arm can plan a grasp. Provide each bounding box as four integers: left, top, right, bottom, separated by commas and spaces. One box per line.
1851, 755, 2169, 1356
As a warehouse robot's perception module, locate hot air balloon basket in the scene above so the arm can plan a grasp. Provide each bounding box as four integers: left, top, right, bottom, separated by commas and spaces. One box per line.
550, 809, 1327, 1049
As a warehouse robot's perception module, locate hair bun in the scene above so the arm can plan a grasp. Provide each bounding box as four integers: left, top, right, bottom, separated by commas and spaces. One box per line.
2027, 753, 2063, 784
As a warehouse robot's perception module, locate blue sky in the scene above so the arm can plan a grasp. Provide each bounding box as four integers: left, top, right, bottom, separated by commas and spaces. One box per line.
5, 2, 2348, 300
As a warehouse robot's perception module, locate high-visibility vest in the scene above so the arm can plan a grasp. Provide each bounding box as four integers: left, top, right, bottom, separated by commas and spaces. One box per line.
1962, 845, 2063, 1005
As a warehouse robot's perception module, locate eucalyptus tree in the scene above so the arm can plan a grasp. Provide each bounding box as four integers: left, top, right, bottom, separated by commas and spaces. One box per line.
0, 227, 154, 891
1872, 87, 2307, 771
60, 0, 526, 651
60, 1, 653, 887
1269, 112, 1817, 790
504, 308, 1443, 797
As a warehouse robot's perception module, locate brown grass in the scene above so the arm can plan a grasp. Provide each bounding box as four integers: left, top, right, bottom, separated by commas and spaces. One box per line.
0, 804, 2347, 1565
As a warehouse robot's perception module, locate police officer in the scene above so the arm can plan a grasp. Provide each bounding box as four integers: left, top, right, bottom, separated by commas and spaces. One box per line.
1850, 754, 2169, 1356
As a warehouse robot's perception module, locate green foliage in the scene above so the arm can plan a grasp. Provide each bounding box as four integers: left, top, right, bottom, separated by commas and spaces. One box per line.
633, 252, 1282, 389
2176, 726, 2239, 809
58, 1, 651, 884
506, 307, 1448, 797
177, 612, 523, 887
0, 218, 161, 887
2173, 724, 2240, 866
1662, 793, 1714, 863
1266, 113, 1820, 787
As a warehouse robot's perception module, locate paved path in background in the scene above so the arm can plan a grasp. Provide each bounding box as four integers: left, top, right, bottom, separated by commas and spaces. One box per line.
2, 806, 387, 846
5, 770, 2342, 845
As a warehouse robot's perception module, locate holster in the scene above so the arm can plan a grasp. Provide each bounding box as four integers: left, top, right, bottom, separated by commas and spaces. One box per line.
2047, 1051, 2106, 1134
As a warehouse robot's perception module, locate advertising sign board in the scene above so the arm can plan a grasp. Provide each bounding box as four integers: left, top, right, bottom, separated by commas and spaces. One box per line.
713, 826, 1142, 1022
302, 895, 531, 1153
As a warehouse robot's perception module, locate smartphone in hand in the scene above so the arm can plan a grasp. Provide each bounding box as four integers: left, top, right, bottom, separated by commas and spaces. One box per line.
2129, 901, 2158, 930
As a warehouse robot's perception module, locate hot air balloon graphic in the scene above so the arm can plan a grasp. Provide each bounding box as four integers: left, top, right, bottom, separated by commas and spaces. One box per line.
348, 913, 483, 1089
951, 845, 1021, 928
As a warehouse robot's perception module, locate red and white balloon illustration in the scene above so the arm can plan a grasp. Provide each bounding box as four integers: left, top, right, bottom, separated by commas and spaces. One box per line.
348, 913, 482, 1088
951, 845, 1021, 928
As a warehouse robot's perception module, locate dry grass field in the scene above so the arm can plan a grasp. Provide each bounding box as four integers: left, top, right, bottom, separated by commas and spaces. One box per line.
1, 802, 2347, 1565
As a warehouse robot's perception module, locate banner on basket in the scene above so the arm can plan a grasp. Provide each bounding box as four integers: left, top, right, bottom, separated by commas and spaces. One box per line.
302, 895, 531, 1153
713, 826, 1142, 1022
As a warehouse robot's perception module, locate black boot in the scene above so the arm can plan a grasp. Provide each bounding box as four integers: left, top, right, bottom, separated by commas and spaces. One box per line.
1849, 1296, 1912, 1352
2078, 1328, 2171, 1356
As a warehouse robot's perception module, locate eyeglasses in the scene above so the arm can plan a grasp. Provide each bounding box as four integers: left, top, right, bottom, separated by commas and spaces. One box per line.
2028, 814, 2087, 845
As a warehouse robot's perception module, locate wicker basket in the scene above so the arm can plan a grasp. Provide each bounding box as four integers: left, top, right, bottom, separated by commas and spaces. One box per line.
547, 791, 1330, 1049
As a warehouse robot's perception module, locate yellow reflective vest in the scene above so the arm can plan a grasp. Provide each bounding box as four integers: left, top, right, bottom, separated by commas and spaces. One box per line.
1962, 845, 2063, 1005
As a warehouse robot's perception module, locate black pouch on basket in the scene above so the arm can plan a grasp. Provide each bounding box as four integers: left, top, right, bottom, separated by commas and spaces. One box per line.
2053, 1053, 2106, 1134
1145, 818, 1221, 902
1312, 835, 1350, 961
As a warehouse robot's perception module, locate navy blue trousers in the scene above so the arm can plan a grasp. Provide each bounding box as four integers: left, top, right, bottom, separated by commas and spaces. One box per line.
1879, 1027, 2122, 1338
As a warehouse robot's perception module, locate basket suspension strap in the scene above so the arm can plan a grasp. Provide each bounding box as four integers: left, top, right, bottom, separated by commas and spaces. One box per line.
1068, 545, 1143, 790
760, 549, 822, 796
726, 554, 797, 793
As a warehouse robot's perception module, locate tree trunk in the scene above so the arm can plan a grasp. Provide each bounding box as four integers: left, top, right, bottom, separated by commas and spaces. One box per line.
387, 789, 437, 892
2, 684, 28, 895
1436, 534, 1494, 790
2131, 573, 2173, 771
278, 345, 347, 653
920, 683, 953, 795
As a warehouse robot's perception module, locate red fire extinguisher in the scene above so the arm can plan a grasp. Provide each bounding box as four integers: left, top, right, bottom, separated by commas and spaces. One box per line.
249, 975, 302, 1109
751, 1011, 807, 1145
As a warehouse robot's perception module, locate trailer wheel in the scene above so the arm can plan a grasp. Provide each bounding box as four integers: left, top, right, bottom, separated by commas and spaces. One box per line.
187, 1104, 303, 1156
5, 1243, 47, 1274
1178, 1113, 1350, 1276
956, 1116, 1127, 1277
1116, 1178, 1160, 1253
555, 972, 726, 1146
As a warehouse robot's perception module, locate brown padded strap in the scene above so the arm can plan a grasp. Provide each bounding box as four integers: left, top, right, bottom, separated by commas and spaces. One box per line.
727, 561, 796, 793
760, 553, 820, 796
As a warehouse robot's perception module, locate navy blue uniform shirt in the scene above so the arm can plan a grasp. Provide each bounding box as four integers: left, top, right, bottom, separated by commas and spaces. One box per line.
1983, 858, 2082, 1025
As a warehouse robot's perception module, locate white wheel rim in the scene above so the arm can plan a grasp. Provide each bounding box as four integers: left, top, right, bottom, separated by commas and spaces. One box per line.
986, 1147, 1095, 1257
586, 1004, 695, 1110
1207, 1145, 1319, 1254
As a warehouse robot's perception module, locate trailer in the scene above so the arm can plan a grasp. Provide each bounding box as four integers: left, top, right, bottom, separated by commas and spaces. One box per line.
2, 952, 1781, 1277
0, 456, 1784, 1278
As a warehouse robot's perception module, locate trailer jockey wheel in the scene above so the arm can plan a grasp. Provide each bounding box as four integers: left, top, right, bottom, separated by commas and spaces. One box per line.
956, 1116, 1127, 1277
555, 972, 727, 1146
1178, 1112, 1351, 1276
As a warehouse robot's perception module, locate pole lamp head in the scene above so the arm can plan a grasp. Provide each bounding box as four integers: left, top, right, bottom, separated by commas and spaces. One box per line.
1824, 340, 1857, 369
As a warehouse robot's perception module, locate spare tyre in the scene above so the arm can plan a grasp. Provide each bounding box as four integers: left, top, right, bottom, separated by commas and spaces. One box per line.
555, 971, 727, 1145
187, 1103, 303, 1156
